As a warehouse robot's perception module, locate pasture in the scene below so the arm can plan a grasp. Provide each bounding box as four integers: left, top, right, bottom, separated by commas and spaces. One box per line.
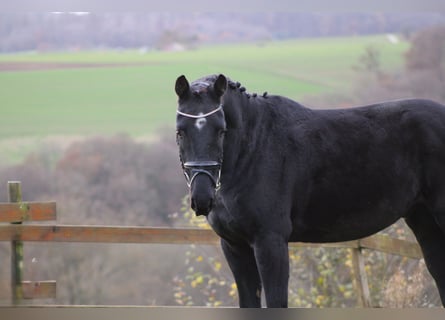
0, 35, 408, 164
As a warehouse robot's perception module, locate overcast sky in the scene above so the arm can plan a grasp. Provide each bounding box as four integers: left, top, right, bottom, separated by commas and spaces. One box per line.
1, 0, 445, 13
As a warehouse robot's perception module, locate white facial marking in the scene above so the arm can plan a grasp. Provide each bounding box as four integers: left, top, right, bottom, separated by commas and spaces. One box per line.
195, 113, 207, 130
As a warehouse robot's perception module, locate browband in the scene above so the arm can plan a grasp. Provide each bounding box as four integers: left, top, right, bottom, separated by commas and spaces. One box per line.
176, 105, 222, 119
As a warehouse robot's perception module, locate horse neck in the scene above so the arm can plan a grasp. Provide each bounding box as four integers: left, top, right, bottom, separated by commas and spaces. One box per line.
223, 89, 263, 128
221, 91, 312, 172
221, 91, 263, 169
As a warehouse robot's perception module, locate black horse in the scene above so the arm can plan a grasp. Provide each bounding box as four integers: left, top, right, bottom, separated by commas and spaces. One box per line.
174, 74, 445, 308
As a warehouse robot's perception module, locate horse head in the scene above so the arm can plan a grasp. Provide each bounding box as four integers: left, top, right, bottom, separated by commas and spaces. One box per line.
175, 74, 228, 216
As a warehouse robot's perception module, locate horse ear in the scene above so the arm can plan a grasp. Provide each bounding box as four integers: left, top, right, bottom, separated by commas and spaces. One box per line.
175, 75, 190, 99
214, 74, 227, 97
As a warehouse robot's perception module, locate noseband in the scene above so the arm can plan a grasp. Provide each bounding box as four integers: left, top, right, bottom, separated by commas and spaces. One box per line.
182, 161, 222, 190
177, 104, 224, 190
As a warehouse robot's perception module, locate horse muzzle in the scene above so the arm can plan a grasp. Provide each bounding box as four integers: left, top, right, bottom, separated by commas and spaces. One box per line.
182, 161, 221, 216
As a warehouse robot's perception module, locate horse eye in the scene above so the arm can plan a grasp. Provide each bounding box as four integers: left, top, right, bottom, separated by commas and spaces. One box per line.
219, 129, 227, 138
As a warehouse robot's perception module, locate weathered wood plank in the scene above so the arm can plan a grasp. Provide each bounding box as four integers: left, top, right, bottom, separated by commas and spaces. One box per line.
0, 202, 56, 223
0, 281, 56, 299
22, 281, 56, 299
0, 225, 421, 259
351, 248, 372, 307
359, 234, 423, 259
9, 181, 24, 305
0, 225, 360, 248
289, 240, 359, 249
0, 225, 221, 245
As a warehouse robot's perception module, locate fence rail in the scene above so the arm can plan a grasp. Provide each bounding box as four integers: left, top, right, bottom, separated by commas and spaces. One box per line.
0, 224, 422, 257
0, 202, 56, 223
0, 181, 423, 307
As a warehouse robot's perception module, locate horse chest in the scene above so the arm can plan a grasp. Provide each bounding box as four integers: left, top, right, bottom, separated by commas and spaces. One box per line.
207, 205, 254, 244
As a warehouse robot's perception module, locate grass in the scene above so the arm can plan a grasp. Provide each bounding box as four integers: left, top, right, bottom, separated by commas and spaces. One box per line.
0, 34, 409, 163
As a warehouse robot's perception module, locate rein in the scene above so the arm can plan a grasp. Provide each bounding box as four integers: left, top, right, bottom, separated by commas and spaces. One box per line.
176, 104, 224, 190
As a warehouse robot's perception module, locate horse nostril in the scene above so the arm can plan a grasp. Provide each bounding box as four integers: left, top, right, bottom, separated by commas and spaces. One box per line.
190, 195, 214, 216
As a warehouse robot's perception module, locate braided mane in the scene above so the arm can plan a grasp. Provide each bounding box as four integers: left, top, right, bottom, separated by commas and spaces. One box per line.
190, 74, 268, 99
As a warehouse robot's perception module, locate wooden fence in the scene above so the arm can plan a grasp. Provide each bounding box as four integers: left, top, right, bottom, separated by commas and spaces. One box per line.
0, 181, 423, 307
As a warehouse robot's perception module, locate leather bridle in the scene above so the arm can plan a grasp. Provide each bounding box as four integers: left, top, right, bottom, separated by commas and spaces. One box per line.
177, 105, 223, 190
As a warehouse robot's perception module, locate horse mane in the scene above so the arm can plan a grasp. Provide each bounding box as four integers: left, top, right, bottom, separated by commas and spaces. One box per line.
191, 74, 269, 99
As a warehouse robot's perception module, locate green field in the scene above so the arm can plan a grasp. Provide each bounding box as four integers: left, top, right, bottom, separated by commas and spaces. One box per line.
0, 35, 408, 163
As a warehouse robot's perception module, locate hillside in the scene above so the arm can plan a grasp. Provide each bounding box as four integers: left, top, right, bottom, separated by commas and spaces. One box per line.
0, 35, 407, 138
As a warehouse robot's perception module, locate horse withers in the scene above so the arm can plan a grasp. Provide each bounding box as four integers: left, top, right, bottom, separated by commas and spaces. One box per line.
174, 74, 445, 307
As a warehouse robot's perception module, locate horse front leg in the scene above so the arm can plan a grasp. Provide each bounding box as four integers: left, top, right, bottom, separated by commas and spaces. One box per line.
220, 238, 262, 307
253, 233, 289, 308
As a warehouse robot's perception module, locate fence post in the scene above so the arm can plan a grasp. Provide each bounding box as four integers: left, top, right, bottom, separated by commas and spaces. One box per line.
351, 247, 372, 307
9, 181, 24, 305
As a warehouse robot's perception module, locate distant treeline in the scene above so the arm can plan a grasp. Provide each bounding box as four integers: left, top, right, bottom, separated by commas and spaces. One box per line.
1, 12, 445, 52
